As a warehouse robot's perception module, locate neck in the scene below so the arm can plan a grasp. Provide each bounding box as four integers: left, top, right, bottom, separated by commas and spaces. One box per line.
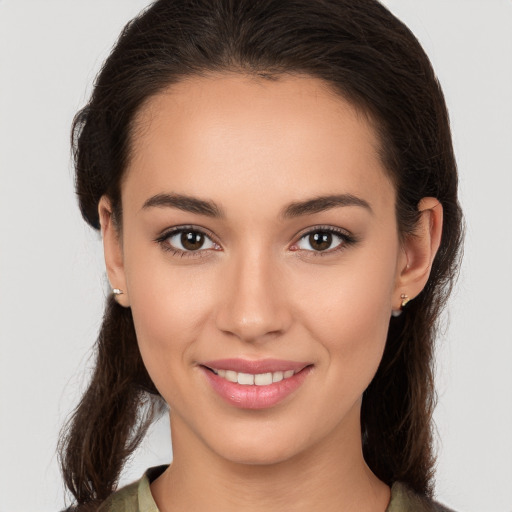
151, 409, 390, 512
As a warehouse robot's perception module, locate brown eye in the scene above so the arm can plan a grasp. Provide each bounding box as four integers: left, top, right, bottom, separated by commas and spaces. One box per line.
181, 231, 205, 250
308, 232, 332, 251
162, 228, 218, 253
295, 228, 349, 253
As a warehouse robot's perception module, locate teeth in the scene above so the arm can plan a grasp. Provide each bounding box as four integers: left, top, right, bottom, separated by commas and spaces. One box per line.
211, 368, 298, 386
273, 371, 284, 382
237, 372, 254, 385
225, 370, 237, 383
254, 372, 272, 386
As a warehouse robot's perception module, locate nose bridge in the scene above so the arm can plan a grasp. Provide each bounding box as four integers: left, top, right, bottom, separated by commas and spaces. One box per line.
215, 244, 289, 342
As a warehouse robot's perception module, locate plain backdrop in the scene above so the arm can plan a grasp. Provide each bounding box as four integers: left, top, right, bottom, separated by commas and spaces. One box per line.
0, 1, 511, 511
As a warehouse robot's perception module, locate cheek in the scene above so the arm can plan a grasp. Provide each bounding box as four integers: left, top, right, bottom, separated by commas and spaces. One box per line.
124, 252, 218, 388
295, 250, 397, 381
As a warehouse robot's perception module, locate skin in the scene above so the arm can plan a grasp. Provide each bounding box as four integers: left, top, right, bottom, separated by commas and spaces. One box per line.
99, 73, 442, 512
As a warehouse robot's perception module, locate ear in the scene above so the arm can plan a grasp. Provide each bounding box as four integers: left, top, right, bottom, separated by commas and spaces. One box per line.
98, 196, 130, 307
393, 197, 443, 310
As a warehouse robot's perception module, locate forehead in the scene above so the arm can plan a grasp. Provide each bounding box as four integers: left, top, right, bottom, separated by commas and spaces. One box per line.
124, 73, 394, 213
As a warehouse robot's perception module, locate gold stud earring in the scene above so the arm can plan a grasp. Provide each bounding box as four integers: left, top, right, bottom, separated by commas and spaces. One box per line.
391, 293, 411, 317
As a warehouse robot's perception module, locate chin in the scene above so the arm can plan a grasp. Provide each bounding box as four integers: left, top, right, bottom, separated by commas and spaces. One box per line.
217, 443, 300, 467
203, 422, 313, 467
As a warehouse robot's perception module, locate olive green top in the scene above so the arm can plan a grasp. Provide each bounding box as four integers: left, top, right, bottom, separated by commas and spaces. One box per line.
98, 466, 454, 512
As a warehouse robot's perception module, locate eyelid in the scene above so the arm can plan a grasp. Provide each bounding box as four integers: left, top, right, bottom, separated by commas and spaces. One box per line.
155, 225, 221, 257
154, 224, 356, 258
290, 225, 357, 254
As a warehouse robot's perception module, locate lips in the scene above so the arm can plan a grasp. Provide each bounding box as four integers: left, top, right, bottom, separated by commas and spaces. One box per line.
200, 358, 312, 409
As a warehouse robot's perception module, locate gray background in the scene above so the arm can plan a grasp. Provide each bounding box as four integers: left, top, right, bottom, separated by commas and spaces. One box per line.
0, 1, 511, 510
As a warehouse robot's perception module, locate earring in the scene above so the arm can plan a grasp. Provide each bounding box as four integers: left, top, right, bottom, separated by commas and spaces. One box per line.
112, 288, 124, 295
391, 293, 411, 317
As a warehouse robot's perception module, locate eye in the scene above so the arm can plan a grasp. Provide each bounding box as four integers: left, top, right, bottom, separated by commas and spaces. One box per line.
293, 228, 354, 253
157, 227, 220, 255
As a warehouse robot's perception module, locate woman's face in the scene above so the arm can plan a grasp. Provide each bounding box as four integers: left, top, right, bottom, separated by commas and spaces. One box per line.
104, 74, 411, 465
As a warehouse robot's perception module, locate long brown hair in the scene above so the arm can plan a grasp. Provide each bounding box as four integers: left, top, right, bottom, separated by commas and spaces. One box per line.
59, 0, 463, 508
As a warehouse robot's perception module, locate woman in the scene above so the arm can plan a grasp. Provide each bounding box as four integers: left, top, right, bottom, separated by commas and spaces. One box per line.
59, 0, 463, 510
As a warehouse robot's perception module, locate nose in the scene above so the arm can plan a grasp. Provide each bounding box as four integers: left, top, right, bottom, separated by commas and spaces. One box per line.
215, 249, 292, 343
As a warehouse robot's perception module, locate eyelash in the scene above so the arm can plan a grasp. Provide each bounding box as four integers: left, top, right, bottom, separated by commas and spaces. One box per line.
155, 225, 220, 259
292, 225, 357, 257
155, 225, 357, 259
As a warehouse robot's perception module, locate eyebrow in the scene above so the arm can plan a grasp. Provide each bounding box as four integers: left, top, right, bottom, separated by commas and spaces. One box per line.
142, 193, 224, 217
281, 194, 373, 218
141, 192, 372, 218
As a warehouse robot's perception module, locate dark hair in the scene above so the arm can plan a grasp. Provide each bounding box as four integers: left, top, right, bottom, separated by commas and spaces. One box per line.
59, 0, 463, 508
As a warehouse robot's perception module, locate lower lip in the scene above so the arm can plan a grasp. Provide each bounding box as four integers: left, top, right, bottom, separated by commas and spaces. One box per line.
201, 366, 312, 410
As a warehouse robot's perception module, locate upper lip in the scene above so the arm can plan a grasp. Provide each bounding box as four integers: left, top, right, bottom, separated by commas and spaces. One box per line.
201, 358, 310, 374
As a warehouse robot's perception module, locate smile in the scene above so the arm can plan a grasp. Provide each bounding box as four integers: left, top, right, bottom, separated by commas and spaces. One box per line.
200, 359, 312, 409
209, 368, 298, 386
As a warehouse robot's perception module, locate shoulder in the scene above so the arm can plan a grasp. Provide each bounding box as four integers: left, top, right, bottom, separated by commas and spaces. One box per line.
97, 466, 166, 512
97, 480, 140, 512
388, 482, 456, 512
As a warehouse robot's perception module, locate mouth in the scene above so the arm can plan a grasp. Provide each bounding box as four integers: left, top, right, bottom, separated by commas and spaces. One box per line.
199, 359, 312, 409
205, 367, 301, 386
